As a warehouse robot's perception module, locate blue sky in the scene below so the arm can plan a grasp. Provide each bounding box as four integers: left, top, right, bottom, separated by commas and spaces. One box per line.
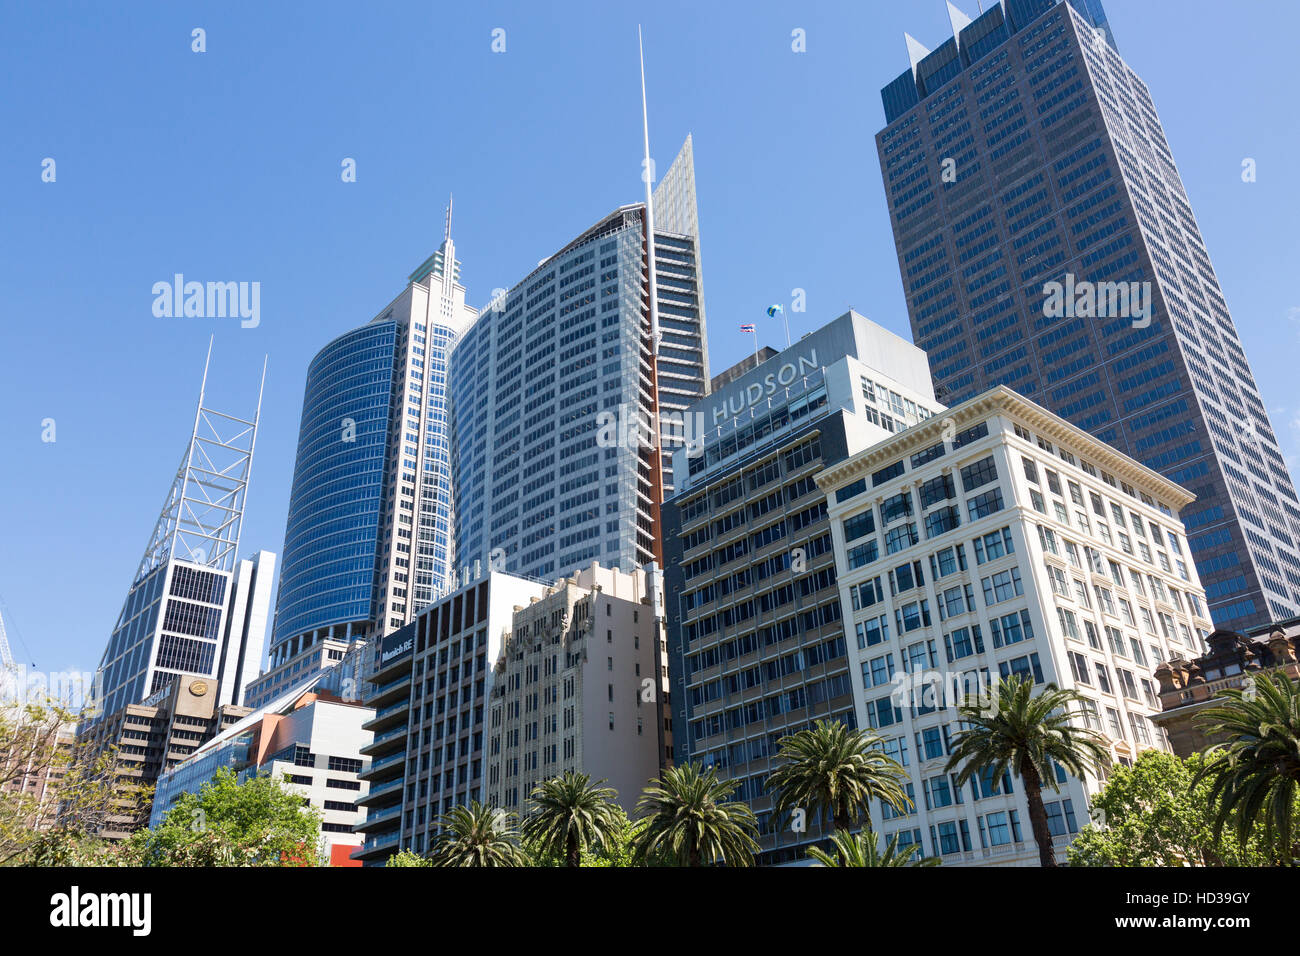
1, 0, 1297, 676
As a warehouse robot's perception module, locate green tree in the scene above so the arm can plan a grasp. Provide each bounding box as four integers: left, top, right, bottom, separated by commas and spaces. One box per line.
1193, 671, 1300, 860
946, 677, 1109, 867
524, 808, 674, 867
1, 700, 138, 866
630, 762, 759, 867
385, 849, 433, 867
1068, 750, 1283, 866
522, 771, 622, 868
806, 830, 939, 867
767, 718, 911, 834
133, 767, 323, 867
428, 802, 526, 867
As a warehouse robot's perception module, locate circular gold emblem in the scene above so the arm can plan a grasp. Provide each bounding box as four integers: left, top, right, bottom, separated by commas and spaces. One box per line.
189, 680, 209, 696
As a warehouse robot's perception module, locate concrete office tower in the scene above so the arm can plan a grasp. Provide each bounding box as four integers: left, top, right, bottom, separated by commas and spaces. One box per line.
486, 563, 668, 816
80, 673, 253, 837
663, 311, 944, 865
264, 209, 476, 704
151, 683, 374, 866
449, 137, 709, 584
353, 568, 550, 864
88, 345, 273, 720
877, 0, 1300, 631
819, 386, 1214, 865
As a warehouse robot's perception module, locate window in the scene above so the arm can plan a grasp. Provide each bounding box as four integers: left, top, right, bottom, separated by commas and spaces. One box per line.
944, 625, 983, 662
990, 610, 1033, 648
873, 460, 905, 486
973, 527, 1015, 564
982, 568, 1023, 606
885, 523, 919, 555
1044, 799, 1078, 837
880, 492, 914, 524
1094, 664, 1112, 695
933, 545, 967, 578
1057, 607, 1080, 641
959, 456, 998, 492
864, 653, 896, 688
844, 511, 876, 542
1068, 651, 1091, 684
981, 810, 1022, 847
998, 653, 1044, 685
1128, 713, 1152, 746
967, 488, 1004, 520
920, 473, 956, 508
856, 616, 889, 648
925, 505, 961, 539
847, 539, 879, 569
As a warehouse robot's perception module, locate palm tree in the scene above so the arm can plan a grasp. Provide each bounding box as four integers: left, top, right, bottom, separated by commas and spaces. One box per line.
767, 718, 911, 834
631, 762, 760, 866
523, 771, 623, 868
1193, 671, 1300, 860
945, 677, 1109, 867
807, 830, 940, 867
427, 801, 527, 867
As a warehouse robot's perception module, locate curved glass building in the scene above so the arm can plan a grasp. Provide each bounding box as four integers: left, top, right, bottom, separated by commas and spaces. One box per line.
250, 219, 476, 707
273, 320, 397, 653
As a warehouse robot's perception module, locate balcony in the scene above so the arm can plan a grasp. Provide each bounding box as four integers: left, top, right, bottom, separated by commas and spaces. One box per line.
356, 803, 402, 833
359, 725, 409, 757
367, 673, 412, 710
356, 775, 404, 808
360, 751, 406, 781
351, 830, 401, 863
362, 700, 410, 734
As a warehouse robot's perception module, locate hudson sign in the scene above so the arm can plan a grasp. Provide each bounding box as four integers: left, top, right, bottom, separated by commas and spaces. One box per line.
709, 349, 819, 426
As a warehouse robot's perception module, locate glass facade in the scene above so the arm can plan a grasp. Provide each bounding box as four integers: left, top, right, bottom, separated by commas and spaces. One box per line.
450, 209, 655, 581
273, 321, 397, 651
877, 0, 1300, 630
450, 139, 709, 583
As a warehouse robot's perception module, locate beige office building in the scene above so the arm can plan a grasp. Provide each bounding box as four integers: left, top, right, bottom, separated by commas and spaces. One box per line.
487, 563, 668, 815
818, 386, 1214, 865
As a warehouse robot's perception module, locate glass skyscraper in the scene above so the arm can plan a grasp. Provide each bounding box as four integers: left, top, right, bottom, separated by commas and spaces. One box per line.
449, 137, 709, 582
87, 348, 274, 721
259, 218, 474, 702
877, 0, 1300, 630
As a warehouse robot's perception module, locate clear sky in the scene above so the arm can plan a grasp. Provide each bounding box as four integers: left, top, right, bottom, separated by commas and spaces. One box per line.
1, 0, 1297, 677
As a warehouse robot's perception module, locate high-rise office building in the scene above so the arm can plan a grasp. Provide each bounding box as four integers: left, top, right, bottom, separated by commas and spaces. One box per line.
818, 385, 1214, 865
876, 0, 1300, 631
663, 311, 943, 864
80, 673, 253, 837
486, 563, 668, 817
87, 347, 274, 721
263, 212, 475, 702
352, 568, 550, 864
449, 137, 709, 583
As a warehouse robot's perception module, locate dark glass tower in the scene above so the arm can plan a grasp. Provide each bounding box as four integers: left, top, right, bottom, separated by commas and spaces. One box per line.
877, 0, 1300, 630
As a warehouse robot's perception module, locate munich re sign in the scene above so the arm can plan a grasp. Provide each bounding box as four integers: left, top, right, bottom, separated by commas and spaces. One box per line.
381, 634, 413, 666
709, 349, 819, 426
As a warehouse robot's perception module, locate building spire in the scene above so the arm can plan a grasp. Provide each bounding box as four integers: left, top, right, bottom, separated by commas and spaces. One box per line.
639, 25, 660, 350
444, 194, 453, 244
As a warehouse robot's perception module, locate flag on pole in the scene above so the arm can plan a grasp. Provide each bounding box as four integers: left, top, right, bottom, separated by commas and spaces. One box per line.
739, 323, 755, 333
766, 304, 783, 317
